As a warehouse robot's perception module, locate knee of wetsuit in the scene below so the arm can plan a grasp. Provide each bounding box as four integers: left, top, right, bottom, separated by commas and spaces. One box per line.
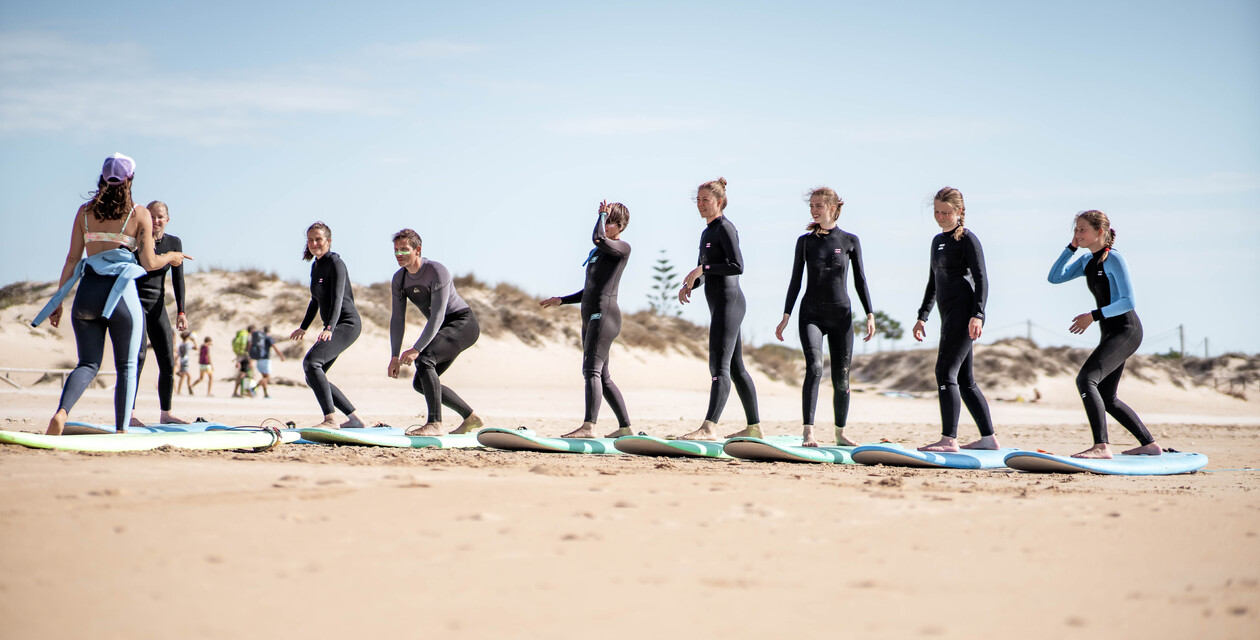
1075, 370, 1098, 393
934, 361, 957, 386
802, 354, 823, 380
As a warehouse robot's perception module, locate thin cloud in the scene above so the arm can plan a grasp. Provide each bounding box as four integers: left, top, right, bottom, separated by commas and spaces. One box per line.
362, 40, 486, 59
548, 115, 713, 135
986, 172, 1260, 201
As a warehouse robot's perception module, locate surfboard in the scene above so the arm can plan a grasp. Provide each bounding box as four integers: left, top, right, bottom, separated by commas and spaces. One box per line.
850, 444, 1019, 469
476, 428, 620, 454
0, 428, 298, 452
1003, 451, 1208, 475
614, 434, 802, 459
300, 426, 483, 449
723, 438, 903, 464
62, 420, 227, 435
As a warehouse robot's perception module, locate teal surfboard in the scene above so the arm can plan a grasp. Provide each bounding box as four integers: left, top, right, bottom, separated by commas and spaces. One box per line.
0, 428, 298, 452
851, 444, 1019, 469
300, 426, 483, 449
63, 420, 227, 435
477, 428, 620, 454
723, 438, 903, 464
614, 435, 802, 459
1004, 450, 1208, 475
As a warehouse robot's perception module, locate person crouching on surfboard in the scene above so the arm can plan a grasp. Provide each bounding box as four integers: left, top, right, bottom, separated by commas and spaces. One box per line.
387, 228, 485, 436
1047, 210, 1161, 459
539, 200, 634, 439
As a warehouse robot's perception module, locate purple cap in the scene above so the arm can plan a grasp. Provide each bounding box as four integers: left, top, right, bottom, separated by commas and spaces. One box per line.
101, 153, 135, 184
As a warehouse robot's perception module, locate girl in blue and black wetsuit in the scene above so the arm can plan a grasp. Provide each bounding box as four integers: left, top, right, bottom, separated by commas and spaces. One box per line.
776, 187, 876, 447
33, 154, 189, 435
677, 178, 760, 441
1047, 210, 1162, 459
911, 187, 1000, 453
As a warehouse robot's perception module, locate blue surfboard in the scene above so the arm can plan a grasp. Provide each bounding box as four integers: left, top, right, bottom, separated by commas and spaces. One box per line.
1004, 450, 1208, 475
723, 438, 903, 464
851, 444, 1019, 469
63, 420, 227, 435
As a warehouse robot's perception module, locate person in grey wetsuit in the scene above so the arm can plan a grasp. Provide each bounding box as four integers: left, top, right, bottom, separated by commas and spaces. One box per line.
539, 200, 633, 439
33, 153, 190, 435
387, 228, 484, 436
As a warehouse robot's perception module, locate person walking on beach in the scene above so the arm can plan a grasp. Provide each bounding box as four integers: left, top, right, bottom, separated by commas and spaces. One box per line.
232, 324, 256, 398
1047, 210, 1162, 459
539, 200, 634, 439
33, 153, 190, 435
175, 332, 195, 395
291, 222, 367, 429
677, 178, 760, 440
249, 325, 284, 399
190, 336, 214, 396
129, 200, 190, 425
387, 229, 484, 436
911, 187, 999, 452
776, 187, 875, 447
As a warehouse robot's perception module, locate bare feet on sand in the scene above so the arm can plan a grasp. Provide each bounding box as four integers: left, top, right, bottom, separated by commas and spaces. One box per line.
961, 435, 1000, 450
1072, 443, 1112, 459
129, 416, 146, 427
604, 427, 634, 438
307, 417, 340, 430
159, 411, 190, 425
340, 415, 365, 428
835, 427, 859, 447
725, 425, 762, 439
677, 421, 718, 441
561, 423, 595, 439
406, 423, 442, 436
1122, 442, 1163, 456
448, 413, 484, 435
47, 409, 67, 436
918, 437, 959, 452
802, 425, 819, 448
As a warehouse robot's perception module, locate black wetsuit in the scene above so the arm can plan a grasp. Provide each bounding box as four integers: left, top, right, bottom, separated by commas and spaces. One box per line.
917, 227, 994, 439
695, 216, 759, 424
783, 229, 873, 428
300, 252, 361, 417
558, 212, 631, 427
133, 233, 184, 413
1048, 246, 1153, 445
390, 258, 479, 423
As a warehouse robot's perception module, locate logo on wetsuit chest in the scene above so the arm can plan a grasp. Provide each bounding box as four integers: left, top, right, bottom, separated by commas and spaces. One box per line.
705, 243, 712, 248
318, 278, 324, 283
937, 244, 945, 251
412, 287, 420, 294
1096, 271, 1104, 276
834, 249, 842, 254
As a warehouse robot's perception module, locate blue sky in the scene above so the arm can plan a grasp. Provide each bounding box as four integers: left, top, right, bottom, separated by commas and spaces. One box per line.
2, 0, 1257, 355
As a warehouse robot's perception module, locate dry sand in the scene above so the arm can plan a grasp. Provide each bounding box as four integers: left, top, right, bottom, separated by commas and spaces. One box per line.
1, 274, 1259, 639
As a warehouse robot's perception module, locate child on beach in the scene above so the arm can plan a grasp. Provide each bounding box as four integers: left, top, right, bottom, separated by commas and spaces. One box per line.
175, 332, 194, 395
190, 336, 214, 396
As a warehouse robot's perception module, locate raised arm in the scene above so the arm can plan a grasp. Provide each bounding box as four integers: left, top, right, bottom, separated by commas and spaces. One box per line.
849, 234, 874, 316
1047, 245, 1086, 284
593, 211, 630, 258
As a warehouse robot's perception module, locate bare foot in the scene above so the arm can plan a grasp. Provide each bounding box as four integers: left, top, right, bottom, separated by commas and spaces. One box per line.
725, 424, 763, 439
448, 413, 484, 435
129, 416, 146, 427
918, 437, 960, 452
802, 425, 819, 448
341, 415, 365, 428
604, 427, 634, 438
961, 435, 1000, 450
1122, 442, 1162, 456
307, 417, 339, 430
835, 427, 859, 447
406, 423, 442, 436
1072, 443, 1113, 459
159, 411, 189, 425
47, 409, 67, 436
562, 423, 595, 438
677, 421, 718, 441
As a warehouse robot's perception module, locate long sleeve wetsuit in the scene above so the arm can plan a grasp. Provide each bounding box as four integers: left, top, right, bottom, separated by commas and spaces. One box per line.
300, 252, 361, 416
695, 216, 759, 425
133, 233, 184, 413
557, 212, 632, 427
917, 228, 994, 439
782, 229, 873, 428
390, 258, 479, 423
1048, 246, 1153, 446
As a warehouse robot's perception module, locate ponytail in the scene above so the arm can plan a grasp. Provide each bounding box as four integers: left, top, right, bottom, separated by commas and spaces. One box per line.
1075, 210, 1114, 262
934, 186, 967, 240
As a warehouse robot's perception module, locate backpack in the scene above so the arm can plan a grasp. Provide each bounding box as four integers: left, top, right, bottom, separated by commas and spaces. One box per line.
232, 329, 250, 357
248, 331, 268, 360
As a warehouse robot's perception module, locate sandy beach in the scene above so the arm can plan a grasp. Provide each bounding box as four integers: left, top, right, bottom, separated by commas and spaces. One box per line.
2, 273, 1258, 640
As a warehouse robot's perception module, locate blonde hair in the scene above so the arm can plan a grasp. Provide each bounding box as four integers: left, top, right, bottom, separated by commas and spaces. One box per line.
147, 200, 168, 218
1076, 209, 1115, 262
935, 187, 966, 241
698, 177, 728, 211
805, 187, 844, 235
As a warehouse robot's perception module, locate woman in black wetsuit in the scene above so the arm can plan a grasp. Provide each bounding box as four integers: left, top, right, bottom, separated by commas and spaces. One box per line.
289, 222, 367, 429
677, 178, 760, 441
776, 187, 875, 447
540, 200, 634, 439
911, 187, 999, 452
1047, 210, 1161, 458
129, 200, 190, 426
